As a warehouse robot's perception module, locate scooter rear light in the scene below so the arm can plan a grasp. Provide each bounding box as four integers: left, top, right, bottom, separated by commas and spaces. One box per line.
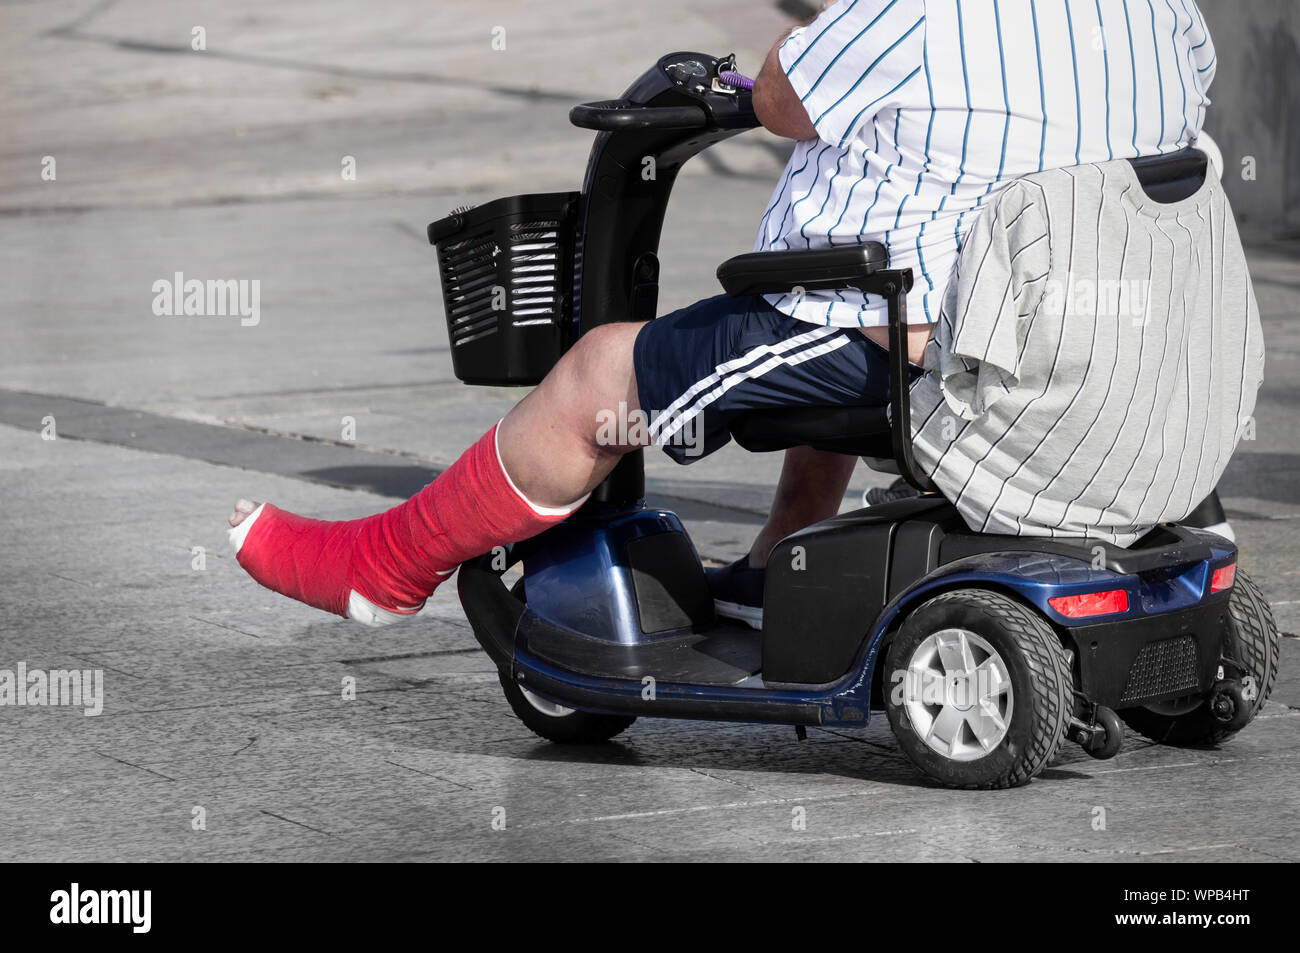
1049, 589, 1129, 618
1210, 562, 1236, 593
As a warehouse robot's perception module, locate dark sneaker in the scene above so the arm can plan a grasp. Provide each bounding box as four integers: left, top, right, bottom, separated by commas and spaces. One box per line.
705, 556, 764, 630
863, 476, 921, 507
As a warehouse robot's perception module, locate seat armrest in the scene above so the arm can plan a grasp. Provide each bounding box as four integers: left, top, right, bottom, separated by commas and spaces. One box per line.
715, 245, 935, 495
716, 244, 888, 297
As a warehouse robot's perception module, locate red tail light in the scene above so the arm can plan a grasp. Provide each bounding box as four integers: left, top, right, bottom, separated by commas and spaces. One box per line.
1211, 562, 1236, 593
1049, 589, 1130, 618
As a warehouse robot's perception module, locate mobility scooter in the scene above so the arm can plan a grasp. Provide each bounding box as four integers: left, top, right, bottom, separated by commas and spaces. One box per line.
426, 52, 1281, 788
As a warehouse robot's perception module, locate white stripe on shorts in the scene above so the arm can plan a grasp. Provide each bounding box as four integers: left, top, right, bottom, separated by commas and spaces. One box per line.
648, 325, 840, 440
655, 332, 854, 445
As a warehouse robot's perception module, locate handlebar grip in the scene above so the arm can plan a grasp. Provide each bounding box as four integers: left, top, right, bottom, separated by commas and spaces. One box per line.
569, 100, 709, 132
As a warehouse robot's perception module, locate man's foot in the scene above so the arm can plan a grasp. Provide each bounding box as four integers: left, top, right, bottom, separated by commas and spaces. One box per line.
705, 556, 765, 630
229, 498, 258, 530
862, 476, 921, 507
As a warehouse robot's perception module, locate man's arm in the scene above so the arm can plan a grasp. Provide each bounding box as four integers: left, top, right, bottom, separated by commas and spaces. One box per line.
756, 6, 934, 362
753, 33, 818, 141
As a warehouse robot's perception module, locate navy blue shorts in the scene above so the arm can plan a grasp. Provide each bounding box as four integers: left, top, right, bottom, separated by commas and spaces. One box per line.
632, 294, 899, 464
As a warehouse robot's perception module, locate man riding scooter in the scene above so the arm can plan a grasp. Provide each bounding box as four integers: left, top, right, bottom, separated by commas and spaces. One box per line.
227, 0, 1246, 634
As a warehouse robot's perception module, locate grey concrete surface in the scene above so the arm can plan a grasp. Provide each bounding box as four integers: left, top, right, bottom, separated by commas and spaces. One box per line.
2, 0, 1298, 863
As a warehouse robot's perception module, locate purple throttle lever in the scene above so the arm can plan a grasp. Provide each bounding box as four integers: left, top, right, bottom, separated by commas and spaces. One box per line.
718, 70, 755, 91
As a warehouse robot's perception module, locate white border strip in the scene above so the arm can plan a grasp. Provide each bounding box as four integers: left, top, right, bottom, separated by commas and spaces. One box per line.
648, 326, 840, 439
494, 420, 590, 517
657, 333, 854, 444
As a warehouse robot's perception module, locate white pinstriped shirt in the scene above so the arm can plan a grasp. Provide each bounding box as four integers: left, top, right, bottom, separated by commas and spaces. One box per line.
754, 0, 1219, 328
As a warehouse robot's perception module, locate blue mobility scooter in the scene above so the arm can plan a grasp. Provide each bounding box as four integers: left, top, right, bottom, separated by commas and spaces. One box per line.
427, 53, 1281, 788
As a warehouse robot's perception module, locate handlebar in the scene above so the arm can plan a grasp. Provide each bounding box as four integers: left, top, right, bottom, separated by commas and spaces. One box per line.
569, 100, 710, 132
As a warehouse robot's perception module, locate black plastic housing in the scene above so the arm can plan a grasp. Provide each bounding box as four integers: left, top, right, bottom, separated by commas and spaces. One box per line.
428, 191, 579, 386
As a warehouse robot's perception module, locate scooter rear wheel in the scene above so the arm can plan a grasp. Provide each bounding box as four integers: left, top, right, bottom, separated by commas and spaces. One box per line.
1118, 568, 1279, 746
884, 589, 1072, 789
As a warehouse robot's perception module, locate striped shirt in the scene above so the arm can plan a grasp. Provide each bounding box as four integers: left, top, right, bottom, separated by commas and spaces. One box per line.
754, 0, 1218, 328
909, 160, 1264, 545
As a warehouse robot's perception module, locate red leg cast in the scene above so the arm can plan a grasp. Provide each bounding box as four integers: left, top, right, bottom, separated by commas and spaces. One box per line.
230, 423, 585, 626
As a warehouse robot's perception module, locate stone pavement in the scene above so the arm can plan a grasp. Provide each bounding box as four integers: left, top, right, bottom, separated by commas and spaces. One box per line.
2, 0, 1297, 862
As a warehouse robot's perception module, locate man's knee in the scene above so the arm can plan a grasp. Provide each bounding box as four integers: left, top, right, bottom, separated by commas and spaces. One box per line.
569, 321, 642, 384
543, 321, 646, 455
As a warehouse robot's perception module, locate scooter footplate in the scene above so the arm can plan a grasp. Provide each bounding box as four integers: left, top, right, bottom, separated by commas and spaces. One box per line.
521, 616, 762, 686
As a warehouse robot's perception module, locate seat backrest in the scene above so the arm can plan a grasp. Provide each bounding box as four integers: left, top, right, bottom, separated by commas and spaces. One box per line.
1128, 148, 1209, 204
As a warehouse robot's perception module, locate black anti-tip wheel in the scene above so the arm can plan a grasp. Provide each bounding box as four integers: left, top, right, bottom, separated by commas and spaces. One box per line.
1207, 680, 1252, 732
884, 589, 1072, 789
1081, 705, 1123, 760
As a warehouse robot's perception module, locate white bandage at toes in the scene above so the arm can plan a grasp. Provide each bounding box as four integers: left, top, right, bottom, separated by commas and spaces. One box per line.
347, 590, 422, 628
228, 503, 266, 554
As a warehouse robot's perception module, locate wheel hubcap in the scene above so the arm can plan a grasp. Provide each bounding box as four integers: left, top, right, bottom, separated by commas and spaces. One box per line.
519, 686, 575, 718
903, 628, 1014, 762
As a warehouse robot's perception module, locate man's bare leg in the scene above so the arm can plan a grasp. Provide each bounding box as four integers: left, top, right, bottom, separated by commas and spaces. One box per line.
745, 446, 858, 568
496, 322, 647, 506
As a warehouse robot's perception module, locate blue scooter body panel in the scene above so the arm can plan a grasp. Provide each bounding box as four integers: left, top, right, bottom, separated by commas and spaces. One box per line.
510, 526, 1235, 727
522, 505, 711, 644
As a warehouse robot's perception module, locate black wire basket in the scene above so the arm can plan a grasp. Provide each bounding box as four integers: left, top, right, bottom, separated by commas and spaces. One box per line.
427, 192, 579, 385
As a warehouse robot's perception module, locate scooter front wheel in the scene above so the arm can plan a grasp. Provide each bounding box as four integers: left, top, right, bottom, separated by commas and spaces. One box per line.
498, 673, 636, 744
498, 577, 636, 744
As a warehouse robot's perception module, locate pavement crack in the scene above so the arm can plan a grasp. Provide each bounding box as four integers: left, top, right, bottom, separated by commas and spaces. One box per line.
259, 809, 336, 838
687, 766, 760, 792
1239, 844, 1295, 861
1004, 840, 1245, 858
916, 836, 981, 863
67, 655, 143, 680
512, 789, 884, 830
48, 573, 93, 589
384, 760, 474, 790
190, 616, 261, 640
340, 648, 481, 664
93, 751, 174, 782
